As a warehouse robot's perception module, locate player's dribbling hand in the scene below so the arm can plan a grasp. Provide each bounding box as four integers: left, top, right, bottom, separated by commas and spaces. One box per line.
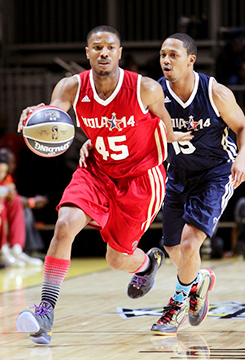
79, 139, 94, 167
17, 103, 45, 133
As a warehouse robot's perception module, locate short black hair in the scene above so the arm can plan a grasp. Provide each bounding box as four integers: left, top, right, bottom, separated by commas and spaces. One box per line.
87, 25, 121, 46
0, 151, 8, 165
168, 33, 197, 56
0, 148, 15, 174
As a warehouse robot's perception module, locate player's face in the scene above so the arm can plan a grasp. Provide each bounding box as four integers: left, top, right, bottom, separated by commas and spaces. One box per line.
0, 163, 8, 183
86, 32, 122, 76
159, 38, 195, 82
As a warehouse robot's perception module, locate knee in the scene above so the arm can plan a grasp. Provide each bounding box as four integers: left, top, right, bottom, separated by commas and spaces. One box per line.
180, 225, 207, 256
180, 238, 200, 256
106, 247, 125, 271
54, 216, 72, 240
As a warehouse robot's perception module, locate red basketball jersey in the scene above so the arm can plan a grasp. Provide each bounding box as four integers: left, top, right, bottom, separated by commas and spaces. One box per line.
73, 68, 167, 178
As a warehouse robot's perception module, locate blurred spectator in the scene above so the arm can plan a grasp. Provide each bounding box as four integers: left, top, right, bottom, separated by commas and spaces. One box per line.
216, 36, 245, 85
0, 148, 48, 268
227, 61, 245, 85
177, 14, 208, 39
0, 130, 26, 178
20, 194, 49, 253
233, 197, 245, 258
211, 236, 225, 259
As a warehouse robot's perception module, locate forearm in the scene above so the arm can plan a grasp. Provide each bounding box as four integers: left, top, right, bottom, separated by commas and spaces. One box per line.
236, 127, 245, 156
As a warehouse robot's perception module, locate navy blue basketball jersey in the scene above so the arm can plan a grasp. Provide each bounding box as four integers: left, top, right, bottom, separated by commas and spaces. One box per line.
158, 72, 237, 170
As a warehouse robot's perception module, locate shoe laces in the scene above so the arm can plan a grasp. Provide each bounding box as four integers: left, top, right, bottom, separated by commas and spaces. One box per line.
189, 284, 199, 312
31, 301, 52, 316
132, 274, 148, 288
158, 301, 181, 324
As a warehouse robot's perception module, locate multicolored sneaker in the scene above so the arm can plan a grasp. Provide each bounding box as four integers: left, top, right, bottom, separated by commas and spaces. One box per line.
151, 297, 187, 335
16, 301, 54, 344
127, 247, 164, 299
188, 269, 216, 326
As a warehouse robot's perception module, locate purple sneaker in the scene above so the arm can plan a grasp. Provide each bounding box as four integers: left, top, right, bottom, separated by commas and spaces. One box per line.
127, 247, 164, 299
16, 301, 54, 344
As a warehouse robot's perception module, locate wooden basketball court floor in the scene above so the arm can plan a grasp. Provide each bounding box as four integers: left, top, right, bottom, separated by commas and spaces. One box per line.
0, 256, 245, 360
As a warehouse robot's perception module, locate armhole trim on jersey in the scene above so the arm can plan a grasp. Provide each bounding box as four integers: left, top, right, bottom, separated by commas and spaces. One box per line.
209, 77, 220, 117
137, 74, 148, 114
73, 74, 81, 127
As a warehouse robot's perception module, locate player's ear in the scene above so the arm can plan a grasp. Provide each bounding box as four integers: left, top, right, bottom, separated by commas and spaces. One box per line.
189, 55, 196, 66
119, 47, 123, 60
85, 47, 89, 59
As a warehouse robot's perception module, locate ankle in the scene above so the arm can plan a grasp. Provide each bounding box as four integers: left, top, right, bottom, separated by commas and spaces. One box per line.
129, 253, 151, 274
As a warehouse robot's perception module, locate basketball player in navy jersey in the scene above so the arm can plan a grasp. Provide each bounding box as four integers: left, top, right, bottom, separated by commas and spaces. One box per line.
15, 26, 192, 344
149, 33, 245, 335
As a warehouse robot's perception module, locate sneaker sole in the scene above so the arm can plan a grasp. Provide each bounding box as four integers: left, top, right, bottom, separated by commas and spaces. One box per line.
30, 331, 52, 345
151, 313, 187, 336
16, 312, 40, 333
190, 269, 216, 326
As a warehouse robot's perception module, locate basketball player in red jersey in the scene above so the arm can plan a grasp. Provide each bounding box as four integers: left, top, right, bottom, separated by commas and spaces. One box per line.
16, 26, 192, 344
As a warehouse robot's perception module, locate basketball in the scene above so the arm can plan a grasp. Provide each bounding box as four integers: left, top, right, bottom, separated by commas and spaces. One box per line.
23, 105, 75, 157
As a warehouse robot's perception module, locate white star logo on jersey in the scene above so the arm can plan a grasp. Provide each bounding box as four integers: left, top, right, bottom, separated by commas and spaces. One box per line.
81, 95, 91, 102
187, 115, 199, 130
107, 112, 123, 131
164, 96, 171, 103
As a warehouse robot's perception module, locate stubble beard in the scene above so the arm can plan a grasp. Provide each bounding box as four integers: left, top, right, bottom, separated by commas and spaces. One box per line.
98, 70, 111, 76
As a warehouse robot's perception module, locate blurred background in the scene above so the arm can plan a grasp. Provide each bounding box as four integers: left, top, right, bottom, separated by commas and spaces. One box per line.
1, 0, 245, 259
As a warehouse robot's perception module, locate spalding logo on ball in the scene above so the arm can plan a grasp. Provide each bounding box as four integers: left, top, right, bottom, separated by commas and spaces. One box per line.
23, 105, 75, 157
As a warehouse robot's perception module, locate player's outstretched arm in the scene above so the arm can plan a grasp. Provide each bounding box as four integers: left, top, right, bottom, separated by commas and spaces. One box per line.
213, 81, 245, 188
50, 76, 78, 111
140, 77, 193, 143
17, 75, 78, 133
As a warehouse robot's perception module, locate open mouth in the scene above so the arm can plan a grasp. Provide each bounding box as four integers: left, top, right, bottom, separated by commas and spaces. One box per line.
98, 61, 110, 67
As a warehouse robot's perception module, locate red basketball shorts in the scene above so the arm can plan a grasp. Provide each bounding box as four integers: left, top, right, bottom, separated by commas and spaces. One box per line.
58, 159, 166, 255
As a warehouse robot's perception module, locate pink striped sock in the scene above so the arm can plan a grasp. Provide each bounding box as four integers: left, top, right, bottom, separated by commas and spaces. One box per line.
41, 256, 70, 308
129, 253, 150, 274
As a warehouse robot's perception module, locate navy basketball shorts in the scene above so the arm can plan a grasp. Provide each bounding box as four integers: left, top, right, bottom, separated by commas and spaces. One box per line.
162, 162, 234, 247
